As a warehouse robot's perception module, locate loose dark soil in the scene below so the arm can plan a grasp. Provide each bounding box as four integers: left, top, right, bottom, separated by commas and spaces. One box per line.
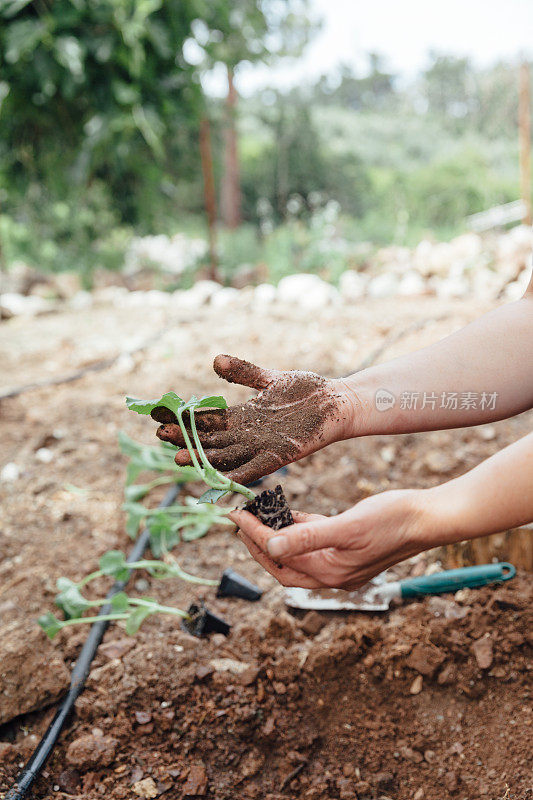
244, 485, 294, 531
1, 295, 532, 799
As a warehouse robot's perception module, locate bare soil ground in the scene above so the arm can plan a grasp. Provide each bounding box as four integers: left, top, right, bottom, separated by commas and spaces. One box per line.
0, 295, 531, 800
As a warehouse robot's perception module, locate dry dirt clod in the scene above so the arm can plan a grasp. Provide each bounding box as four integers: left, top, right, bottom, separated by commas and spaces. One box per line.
444, 770, 460, 793
182, 762, 208, 797
300, 610, 326, 636
406, 642, 445, 677
66, 733, 118, 770
57, 768, 81, 794
0, 621, 70, 725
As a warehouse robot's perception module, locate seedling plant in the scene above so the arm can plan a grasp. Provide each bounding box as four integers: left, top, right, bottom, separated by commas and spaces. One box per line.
39, 391, 282, 641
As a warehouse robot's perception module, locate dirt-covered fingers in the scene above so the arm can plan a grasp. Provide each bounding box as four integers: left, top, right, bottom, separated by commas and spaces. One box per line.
213, 354, 279, 390
151, 407, 227, 431
157, 425, 234, 448
222, 453, 284, 485
235, 527, 322, 589
174, 444, 252, 471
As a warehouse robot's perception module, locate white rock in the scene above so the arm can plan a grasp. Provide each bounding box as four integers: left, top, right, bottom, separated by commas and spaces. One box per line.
36, 448, 54, 464
69, 291, 93, 311
277, 273, 338, 309
367, 272, 400, 298
210, 287, 240, 308
0, 293, 53, 316
125, 233, 207, 275
1, 462, 20, 481
339, 270, 367, 301
93, 286, 129, 305
253, 283, 277, 306
397, 270, 425, 296
432, 276, 469, 299
172, 280, 221, 310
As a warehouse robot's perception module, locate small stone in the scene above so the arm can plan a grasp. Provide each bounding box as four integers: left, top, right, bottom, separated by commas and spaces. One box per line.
99, 638, 135, 661
410, 675, 423, 694
399, 746, 423, 763
195, 664, 214, 682
66, 734, 118, 770
132, 777, 158, 798
239, 665, 260, 686
444, 770, 459, 793
437, 663, 456, 685
183, 762, 207, 796
354, 780, 371, 796
36, 447, 54, 463
240, 749, 265, 778
57, 769, 81, 794
477, 425, 496, 441
406, 643, 445, 677
471, 635, 493, 669
424, 750, 436, 763
134, 710, 152, 725
424, 450, 454, 474
0, 742, 16, 763
300, 611, 326, 636
413, 789, 424, 800
0, 462, 20, 481
342, 763, 355, 777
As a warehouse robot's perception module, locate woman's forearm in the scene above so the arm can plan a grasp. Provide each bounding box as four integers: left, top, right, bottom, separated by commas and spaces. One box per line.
421, 432, 533, 548
340, 296, 533, 437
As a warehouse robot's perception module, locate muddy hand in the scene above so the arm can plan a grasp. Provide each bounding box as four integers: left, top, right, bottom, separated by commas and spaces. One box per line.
153, 355, 355, 485
231, 492, 432, 590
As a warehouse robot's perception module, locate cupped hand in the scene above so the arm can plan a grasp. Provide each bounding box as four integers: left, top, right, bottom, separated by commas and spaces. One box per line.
229, 489, 433, 590
153, 354, 356, 485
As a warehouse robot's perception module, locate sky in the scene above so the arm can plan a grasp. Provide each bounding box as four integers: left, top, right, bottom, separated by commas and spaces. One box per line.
203, 0, 533, 96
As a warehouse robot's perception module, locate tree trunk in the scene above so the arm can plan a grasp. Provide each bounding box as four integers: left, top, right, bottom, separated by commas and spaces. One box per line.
199, 116, 218, 281
221, 66, 241, 229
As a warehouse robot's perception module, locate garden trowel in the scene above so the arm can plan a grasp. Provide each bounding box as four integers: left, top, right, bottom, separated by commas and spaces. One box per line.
284, 562, 516, 612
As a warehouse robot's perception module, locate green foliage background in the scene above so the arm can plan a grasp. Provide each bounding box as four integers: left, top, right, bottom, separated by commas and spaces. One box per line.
0, 2, 529, 281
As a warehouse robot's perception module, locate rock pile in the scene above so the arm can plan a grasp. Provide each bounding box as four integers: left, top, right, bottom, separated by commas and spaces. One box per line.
1, 226, 531, 318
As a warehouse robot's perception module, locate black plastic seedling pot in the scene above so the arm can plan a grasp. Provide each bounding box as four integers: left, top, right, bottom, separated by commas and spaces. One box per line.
217, 568, 263, 601
182, 603, 231, 638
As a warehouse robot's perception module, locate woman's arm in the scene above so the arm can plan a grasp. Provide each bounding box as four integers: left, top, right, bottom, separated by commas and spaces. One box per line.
342, 293, 533, 437
156, 288, 533, 485
230, 432, 533, 590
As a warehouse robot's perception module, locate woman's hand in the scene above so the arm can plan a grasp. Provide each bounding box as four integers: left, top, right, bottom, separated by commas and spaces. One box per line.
154, 354, 358, 485
229, 489, 436, 590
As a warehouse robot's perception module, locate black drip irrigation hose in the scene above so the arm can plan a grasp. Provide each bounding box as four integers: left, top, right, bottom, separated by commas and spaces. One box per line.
6, 484, 181, 800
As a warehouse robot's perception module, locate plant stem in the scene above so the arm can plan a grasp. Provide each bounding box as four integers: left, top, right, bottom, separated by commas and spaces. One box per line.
189, 406, 255, 500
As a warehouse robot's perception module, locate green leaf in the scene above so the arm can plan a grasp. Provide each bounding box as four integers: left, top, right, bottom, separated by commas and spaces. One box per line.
148, 516, 180, 557
99, 550, 130, 581
38, 612, 63, 639
124, 482, 153, 502
111, 591, 130, 613
55, 578, 90, 619
122, 501, 148, 539
126, 392, 184, 418
196, 395, 228, 410
125, 605, 154, 635
197, 488, 229, 504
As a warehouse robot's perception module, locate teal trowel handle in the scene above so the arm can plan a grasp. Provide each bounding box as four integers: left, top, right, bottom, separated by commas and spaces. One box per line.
399, 562, 516, 599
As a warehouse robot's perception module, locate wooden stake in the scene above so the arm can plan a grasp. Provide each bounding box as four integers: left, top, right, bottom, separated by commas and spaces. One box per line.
221, 66, 241, 229
519, 61, 532, 226
199, 116, 219, 281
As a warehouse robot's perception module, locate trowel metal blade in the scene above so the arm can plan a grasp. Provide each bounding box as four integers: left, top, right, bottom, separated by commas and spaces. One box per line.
284, 584, 390, 612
